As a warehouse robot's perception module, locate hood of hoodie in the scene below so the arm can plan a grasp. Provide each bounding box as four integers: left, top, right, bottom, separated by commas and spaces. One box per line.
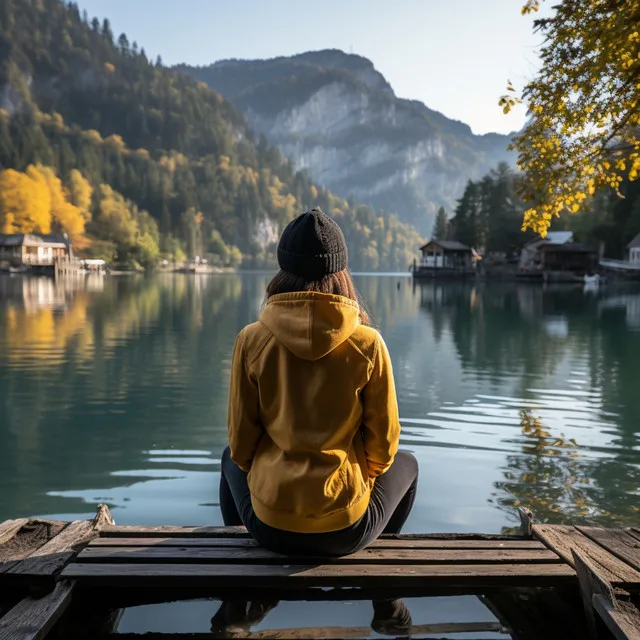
260, 292, 360, 361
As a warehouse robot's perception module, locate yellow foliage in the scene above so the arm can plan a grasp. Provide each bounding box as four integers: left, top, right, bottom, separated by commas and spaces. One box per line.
105, 134, 126, 150
506, 0, 640, 235
36, 165, 86, 244
0, 166, 51, 234
0, 165, 90, 243
104, 62, 115, 73
82, 129, 103, 144
68, 169, 93, 222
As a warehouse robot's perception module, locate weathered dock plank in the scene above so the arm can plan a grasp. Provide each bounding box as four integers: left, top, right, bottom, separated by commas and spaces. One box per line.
99, 526, 249, 538
7, 521, 94, 580
0, 581, 73, 640
61, 561, 575, 589
574, 550, 640, 640
0, 521, 28, 547
88, 536, 546, 549
534, 525, 640, 586
577, 527, 640, 574
77, 545, 560, 565
98, 525, 529, 540
6, 505, 115, 581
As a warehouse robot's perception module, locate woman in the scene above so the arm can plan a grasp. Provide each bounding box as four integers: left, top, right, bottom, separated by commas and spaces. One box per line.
221, 207, 418, 555
218, 208, 418, 632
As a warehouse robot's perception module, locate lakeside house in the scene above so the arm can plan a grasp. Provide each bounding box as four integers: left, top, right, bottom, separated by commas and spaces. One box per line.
519, 231, 597, 275
0, 233, 72, 267
418, 240, 473, 269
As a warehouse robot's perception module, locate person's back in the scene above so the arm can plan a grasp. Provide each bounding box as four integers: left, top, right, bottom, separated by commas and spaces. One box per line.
231, 290, 398, 533
220, 208, 418, 560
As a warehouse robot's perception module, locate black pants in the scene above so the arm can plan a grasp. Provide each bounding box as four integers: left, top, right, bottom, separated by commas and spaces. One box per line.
219, 447, 419, 557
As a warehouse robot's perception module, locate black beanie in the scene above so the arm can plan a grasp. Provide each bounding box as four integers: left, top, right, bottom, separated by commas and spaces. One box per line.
277, 208, 348, 280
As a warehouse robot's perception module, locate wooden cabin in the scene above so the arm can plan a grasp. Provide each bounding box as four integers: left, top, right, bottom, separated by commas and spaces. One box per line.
519, 232, 597, 279
418, 240, 472, 269
539, 242, 598, 274
0, 233, 72, 267
413, 240, 474, 279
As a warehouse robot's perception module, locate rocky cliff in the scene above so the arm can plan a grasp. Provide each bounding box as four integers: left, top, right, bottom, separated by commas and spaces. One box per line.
177, 50, 516, 234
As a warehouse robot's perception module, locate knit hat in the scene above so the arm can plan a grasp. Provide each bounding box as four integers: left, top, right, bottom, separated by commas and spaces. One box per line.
277, 208, 348, 280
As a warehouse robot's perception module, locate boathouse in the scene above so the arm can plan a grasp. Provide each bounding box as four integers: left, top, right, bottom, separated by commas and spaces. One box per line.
418, 240, 472, 269
519, 231, 597, 276
0, 233, 72, 267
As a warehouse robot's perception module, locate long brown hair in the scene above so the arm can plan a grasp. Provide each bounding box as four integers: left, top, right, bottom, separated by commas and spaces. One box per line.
266, 269, 371, 326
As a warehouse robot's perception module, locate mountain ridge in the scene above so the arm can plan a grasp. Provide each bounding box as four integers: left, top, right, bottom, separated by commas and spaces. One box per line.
178, 49, 517, 233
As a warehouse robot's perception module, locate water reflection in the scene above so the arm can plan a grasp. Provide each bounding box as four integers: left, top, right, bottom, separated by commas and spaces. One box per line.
414, 282, 640, 528
1, 275, 640, 533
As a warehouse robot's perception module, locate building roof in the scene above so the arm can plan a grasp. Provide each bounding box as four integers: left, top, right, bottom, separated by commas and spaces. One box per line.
545, 231, 574, 245
420, 240, 471, 252
0, 233, 70, 248
628, 232, 640, 249
539, 242, 596, 254
523, 231, 574, 250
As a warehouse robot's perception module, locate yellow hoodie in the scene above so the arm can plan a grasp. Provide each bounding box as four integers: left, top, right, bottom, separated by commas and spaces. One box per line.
227, 291, 401, 533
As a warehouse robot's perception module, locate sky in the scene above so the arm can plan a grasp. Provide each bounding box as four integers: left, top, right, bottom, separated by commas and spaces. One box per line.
76, 0, 546, 135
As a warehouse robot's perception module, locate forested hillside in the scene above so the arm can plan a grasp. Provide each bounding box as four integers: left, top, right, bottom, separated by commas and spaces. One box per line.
0, 0, 422, 270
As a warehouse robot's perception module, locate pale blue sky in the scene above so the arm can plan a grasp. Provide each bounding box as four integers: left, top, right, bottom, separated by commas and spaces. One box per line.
76, 0, 546, 135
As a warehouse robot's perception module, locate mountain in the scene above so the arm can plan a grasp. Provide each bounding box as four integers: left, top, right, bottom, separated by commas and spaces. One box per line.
0, 0, 421, 271
177, 50, 516, 234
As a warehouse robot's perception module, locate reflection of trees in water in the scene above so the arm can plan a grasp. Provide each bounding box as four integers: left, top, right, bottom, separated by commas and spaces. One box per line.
417, 283, 640, 526
0, 274, 245, 518
418, 284, 582, 383
492, 409, 640, 527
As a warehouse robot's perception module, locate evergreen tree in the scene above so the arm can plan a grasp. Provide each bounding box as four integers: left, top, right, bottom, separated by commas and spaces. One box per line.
433, 207, 448, 240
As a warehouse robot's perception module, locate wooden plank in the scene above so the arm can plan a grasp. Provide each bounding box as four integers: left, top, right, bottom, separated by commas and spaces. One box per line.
0, 521, 67, 575
577, 527, 640, 574
88, 536, 546, 550
534, 525, 640, 585
7, 521, 94, 579
99, 525, 527, 541
0, 581, 74, 640
573, 549, 617, 640
99, 526, 249, 538
77, 545, 560, 565
61, 561, 575, 589
593, 594, 640, 640
0, 521, 28, 547
626, 529, 640, 544
573, 549, 640, 640
6, 506, 115, 580
109, 621, 506, 640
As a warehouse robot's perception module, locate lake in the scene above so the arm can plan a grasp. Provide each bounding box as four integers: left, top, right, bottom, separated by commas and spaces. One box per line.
1, 273, 639, 636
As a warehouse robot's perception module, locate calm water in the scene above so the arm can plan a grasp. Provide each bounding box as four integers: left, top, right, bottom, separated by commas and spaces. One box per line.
2, 273, 640, 636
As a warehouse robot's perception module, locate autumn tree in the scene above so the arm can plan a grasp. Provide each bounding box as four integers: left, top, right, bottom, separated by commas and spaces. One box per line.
68, 169, 93, 222
37, 165, 87, 244
503, 0, 640, 235
0, 167, 51, 234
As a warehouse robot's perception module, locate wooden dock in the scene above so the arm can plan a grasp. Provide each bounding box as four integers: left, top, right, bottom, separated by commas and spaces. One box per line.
2, 506, 640, 639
